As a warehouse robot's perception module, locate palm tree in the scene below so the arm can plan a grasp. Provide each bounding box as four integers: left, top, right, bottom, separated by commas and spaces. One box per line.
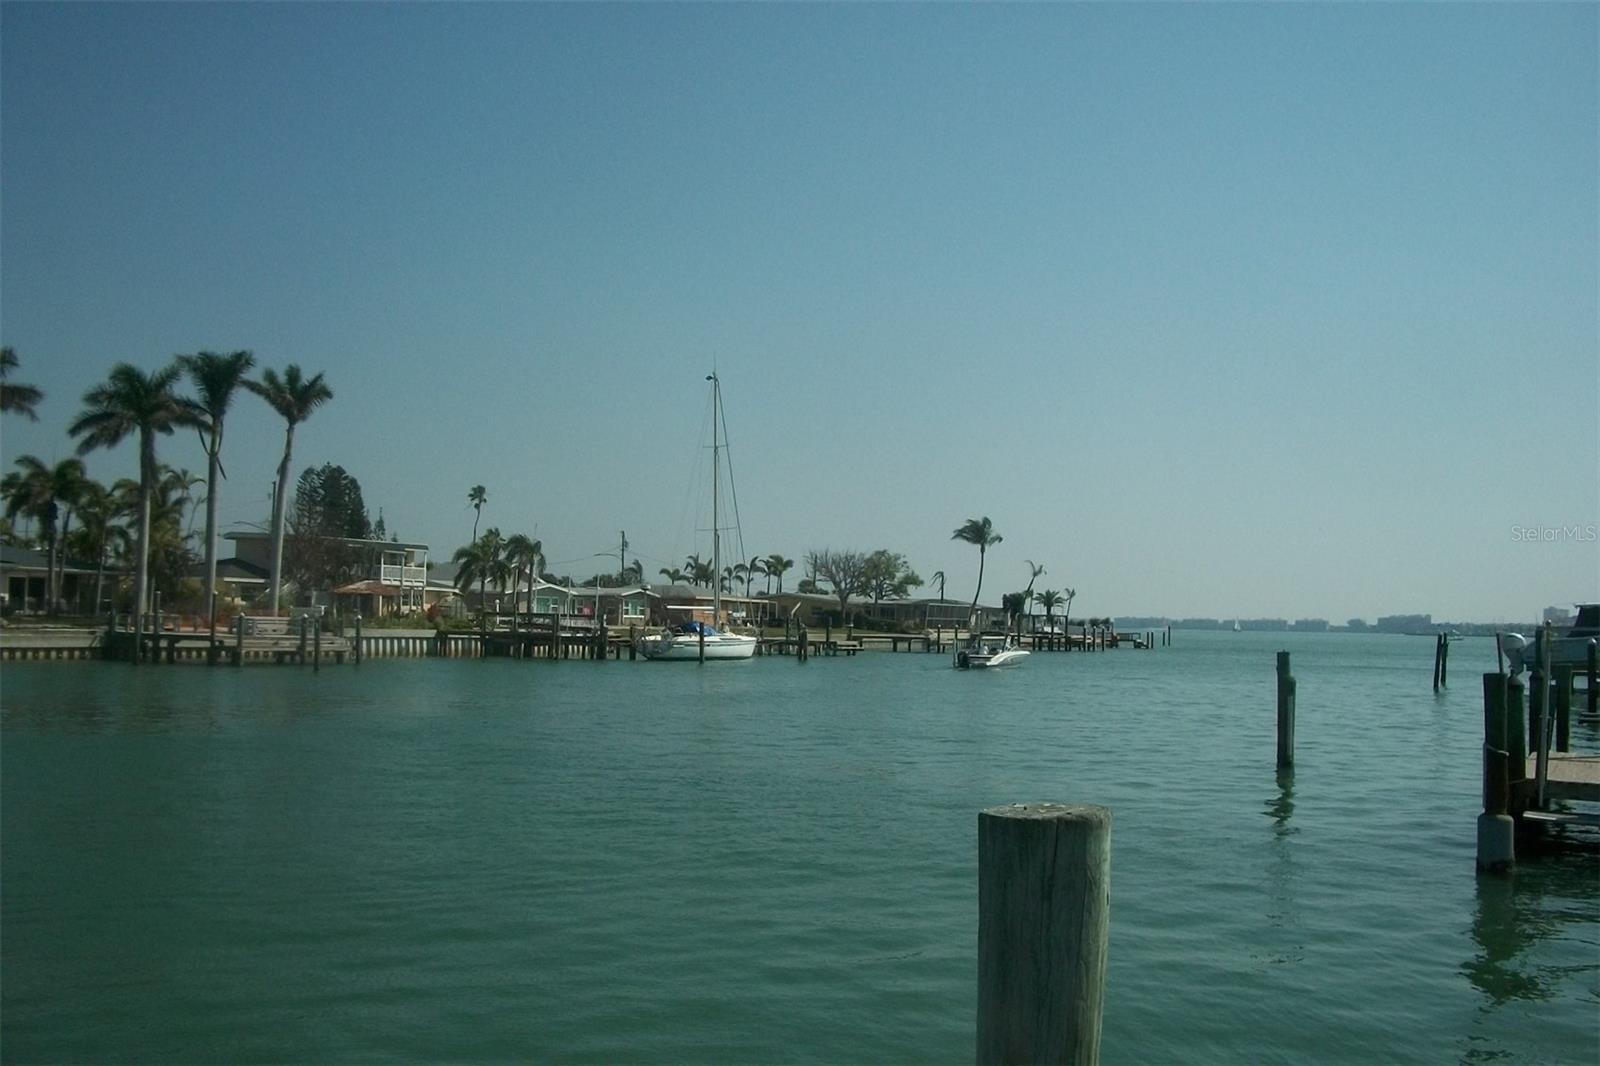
247, 364, 333, 614
504, 533, 544, 615
659, 567, 689, 585
453, 528, 509, 634
930, 570, 946, 600
69, 363, 200, 632
69, 479, 119, 615
468, 485, 488, 541
181, 350, 256, 624
951, 516, 1003, 626
1036, 589, 1063, 628
1022, 560, 1046, 623
763, 554, 793, 595
0, 347, 44, 420
1, 456, 87, 613
1061, 588, 1077, 632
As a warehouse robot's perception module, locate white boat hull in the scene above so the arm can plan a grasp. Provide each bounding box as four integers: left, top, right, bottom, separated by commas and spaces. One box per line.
956, 640, 1030, 669
637, 632, 758, 661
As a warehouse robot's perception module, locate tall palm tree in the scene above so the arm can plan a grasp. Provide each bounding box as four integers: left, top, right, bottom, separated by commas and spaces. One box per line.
930, 570, 947, 600
1061, 588, 1077, 631
1022, 560, 1046, 622
247, 364, 333, 614
181, 350, 256, 624
763, 554, 793, 595
744, 556, 765, 598
468, 485, 488, 541
1, 456, 87, 613
0, 347, 44, 420
659, 566, 689, 585
69, 363, 200, 631
504, 532, 544, 615
951, 516, 1003, 626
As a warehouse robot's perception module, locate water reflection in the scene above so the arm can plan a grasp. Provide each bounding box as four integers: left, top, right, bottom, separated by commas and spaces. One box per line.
1265, 768, 1296, 836
1257, 768, 1304, 967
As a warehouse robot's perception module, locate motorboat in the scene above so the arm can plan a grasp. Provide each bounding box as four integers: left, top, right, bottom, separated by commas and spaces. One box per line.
1498, 604, 1599, 675
956, 634, 1030, 669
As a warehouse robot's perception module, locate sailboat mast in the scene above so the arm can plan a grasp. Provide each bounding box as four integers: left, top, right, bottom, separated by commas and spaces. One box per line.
709, 372, 720, 626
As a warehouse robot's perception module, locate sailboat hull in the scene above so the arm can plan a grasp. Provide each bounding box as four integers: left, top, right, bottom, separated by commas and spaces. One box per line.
637, 633, 758, 661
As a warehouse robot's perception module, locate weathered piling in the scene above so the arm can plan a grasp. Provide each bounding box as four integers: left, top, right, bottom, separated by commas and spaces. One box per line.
1588, 639, 1598, 717
208, 593, 219, 665
354, 614, 363, 664
798, 626, 809, 663
1433, 634, 1445, 691
977, 803, 1110, 1066
1505, 676, 1526, 785
628, 625, 637, 661
313, 619, 322, 672
698, 625, 705, 663
1440, 633, 1449, 687
233, 615, 244, 666
1477, 672, 1514, 873
1276, 651, 1296, 770
298, 616, 309, 665
1554, 666, 1572, 752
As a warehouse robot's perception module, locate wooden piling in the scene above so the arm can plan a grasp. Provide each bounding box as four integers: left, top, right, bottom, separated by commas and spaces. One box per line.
1554, 666, 1571, 752
1505, 676, 1526, 785
1477, 672, 1514, 873
1433, 634, 1444, 692
233, 615, 244, 667
1588, 639, 1598, 717
628, 625, 637, 661
798, 626, 809, 663
1276, 651, 1295, 770
698, 625, 705, 663
1440, 633, 1449, 687
977, 803, 1110, 1066
313, 619, 322, 673
354, 614, 362, 664
298, 616, 309, 665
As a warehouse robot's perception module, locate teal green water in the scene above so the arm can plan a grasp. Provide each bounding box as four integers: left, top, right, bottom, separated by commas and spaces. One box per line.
3, 633, 1596, 1063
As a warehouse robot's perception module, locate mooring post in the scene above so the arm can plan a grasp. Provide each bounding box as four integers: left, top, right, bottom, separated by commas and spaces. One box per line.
1588, 639, 1598, 718
1505, 676, 1526, 786
698, 625, 706, 663
208, 591, 219, 665
1433, 634, 1443, 692
1440, 633, 1449, 687
1276, 651, 1296, 770
1477, 672, 1514, 873
1554, 666, 1572, 752
354, 613, 362, 664
313, 618, 322, 673
977, 803, 1110, 1066
798, 625, 809, 663
233, 614, 244, 666
628, 624, 636, 661
1528, 667, 1546, 785
297, 615, 308, 665
595, 621, 607, 663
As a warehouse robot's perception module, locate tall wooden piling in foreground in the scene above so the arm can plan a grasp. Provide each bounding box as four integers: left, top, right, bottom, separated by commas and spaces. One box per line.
977, 803, 1110, 1066
1433, 634, 1446, 691
1276, 652, 1296, 770
233, 615, 244, 666
1554, 666, 1572, 752
1440, 633, 1449, 687
1588, 639, 1598, 717
1505, 676, 1526, 785
1477, 673, 1514, 873
354, 614, 363, 664
313, 619, 322, 672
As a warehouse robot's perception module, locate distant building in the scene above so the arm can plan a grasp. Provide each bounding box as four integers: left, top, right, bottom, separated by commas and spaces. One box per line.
223, 531, 430, 616
1375, 614, 1432, 633
1346, 618, 1370, 631
1292, 619, 1330, 632
0, 544, 110, 614
1542, 605, 1576, 627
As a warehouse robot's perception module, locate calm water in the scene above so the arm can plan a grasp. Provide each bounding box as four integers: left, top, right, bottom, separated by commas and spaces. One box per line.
2, 632, 1596, 1063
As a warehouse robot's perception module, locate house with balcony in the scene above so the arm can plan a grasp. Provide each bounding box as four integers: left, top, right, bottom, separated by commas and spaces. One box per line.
220, 531, 431, 617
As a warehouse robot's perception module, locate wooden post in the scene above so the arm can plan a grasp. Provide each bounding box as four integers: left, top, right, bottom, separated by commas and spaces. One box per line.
1276, 651, 1295, 770
977, 803, 1110, 1066
354, 613, 362, 664
1528, 667, 1546, 787
313, 618, 322, 673
1554, 666, 1571, 753
1588, 639, 1598, 718
1433, 634, 1443, 692
1505, 676, 1526, 785
595, 621, 607, 663
798, 625, 809, 663
1440, 633, 1449, 687
1477, 673, 1514, 873
698, 624, 706, 663
233, 614, 244, 666
208, 591, 219, 665
298, 615, 309, 665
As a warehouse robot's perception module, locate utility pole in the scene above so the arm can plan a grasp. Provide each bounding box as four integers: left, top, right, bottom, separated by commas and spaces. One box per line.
619, 530, 629, 583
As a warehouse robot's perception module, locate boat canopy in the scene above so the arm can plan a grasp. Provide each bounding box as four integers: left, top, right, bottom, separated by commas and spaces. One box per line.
673, 620, 720, 637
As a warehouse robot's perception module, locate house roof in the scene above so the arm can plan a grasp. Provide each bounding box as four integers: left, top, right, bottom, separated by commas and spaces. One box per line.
0, 544, 105, 575
333, 579, 402, 595
224, 531, 429, 551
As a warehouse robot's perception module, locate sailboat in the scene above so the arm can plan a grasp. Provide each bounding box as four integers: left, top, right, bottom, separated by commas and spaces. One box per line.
637, 372, 759, 662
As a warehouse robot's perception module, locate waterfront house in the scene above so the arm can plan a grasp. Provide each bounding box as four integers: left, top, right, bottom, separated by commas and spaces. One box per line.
222, 531, 431, 616
0, 544, 109, 614
764, 591, 997, 631
651, 583, 770, 628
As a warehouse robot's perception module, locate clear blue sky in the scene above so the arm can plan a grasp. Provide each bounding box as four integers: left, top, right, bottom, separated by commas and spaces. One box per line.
3, 2, 1595, 622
